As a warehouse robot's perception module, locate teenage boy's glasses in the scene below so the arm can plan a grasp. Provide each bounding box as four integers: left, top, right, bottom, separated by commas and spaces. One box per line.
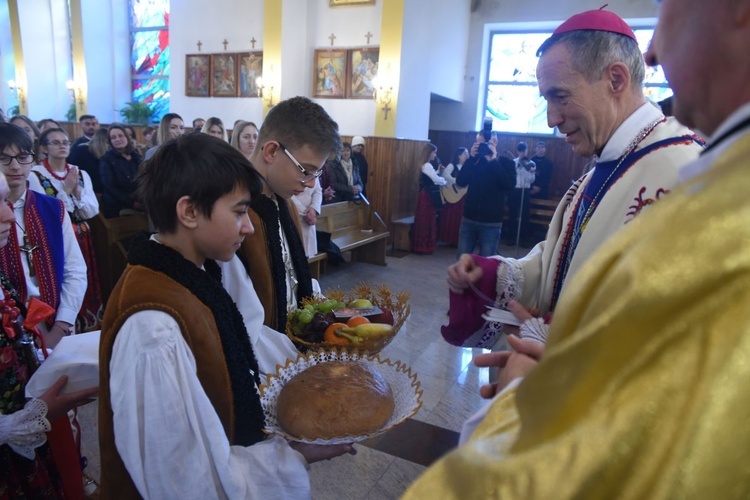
277, 142, 323, 183
0, 154, 35, 166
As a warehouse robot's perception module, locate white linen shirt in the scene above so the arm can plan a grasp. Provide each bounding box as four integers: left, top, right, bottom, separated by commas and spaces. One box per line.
13, 189, 87, 326
110, 254, 309, 499
28, 165, 100, 219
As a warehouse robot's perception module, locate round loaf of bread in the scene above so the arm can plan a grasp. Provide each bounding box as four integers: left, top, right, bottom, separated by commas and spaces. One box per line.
276, 361, 395, 439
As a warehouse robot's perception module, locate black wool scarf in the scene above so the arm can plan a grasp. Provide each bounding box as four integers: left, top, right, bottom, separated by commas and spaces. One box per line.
250, 194, 314, 329
128, 236, 266, 446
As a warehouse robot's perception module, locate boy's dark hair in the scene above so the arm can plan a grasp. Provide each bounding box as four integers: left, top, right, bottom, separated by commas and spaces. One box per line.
0, 122, 33, 153
517, 141, 528, 152
257, 96, 341, 159
79, 114, 96, 122
138, 133, 263, 233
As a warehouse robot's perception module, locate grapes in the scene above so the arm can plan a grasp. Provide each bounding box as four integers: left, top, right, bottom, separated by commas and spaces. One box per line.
289, 299, 357, 344
298, 310, 313, 324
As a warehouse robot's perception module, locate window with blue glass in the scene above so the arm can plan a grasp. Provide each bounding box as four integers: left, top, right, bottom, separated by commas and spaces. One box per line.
130, 0, 169, 122
484, 28, 672, 134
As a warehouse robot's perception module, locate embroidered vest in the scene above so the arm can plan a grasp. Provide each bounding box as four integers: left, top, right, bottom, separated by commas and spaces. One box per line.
0, 190, 65, 322
98, 265, 236, 499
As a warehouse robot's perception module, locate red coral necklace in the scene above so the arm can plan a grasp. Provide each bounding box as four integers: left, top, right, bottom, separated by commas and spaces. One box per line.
42, 158, 70, 181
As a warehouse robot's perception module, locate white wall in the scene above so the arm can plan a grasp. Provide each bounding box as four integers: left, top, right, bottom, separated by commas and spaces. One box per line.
169, 0, 265, 127
16, 0, 73, 120
428, 0, 470, 102
429, 0, 661, 132
306, 0, 381, 137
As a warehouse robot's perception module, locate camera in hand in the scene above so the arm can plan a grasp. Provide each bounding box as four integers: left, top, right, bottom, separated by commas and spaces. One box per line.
481, 117, 493, 142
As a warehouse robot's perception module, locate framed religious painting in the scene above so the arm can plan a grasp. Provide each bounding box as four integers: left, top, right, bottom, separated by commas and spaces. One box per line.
313, 49, 347, 98
347, 47, 379, 99
185, 54, 210, 97
210, 53, 238, 97
329, 0, 376, 5
237, 52, 263, 98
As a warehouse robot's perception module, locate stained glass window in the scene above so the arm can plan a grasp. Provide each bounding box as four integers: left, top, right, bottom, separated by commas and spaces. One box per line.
129, 0, 169, 123
484, 27, 671, 134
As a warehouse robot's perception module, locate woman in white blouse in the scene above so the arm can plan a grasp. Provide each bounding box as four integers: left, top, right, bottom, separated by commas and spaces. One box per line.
29, 127, 102, 331
412, 143, 446, 254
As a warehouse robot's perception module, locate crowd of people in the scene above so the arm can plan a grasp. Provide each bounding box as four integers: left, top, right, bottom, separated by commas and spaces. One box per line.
411, 133, 554, 255
2, 2, 750, 497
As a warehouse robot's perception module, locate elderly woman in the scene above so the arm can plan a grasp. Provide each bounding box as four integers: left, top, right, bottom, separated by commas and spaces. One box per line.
100, 124, 144, 217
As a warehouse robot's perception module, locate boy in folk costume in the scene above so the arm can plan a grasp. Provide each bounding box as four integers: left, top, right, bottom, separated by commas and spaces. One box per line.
99, 134, 352, 499
0, 123, 87, 347
235, 97, 340, 331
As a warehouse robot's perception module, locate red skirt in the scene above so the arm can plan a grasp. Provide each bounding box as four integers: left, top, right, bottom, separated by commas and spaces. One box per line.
437, 197, 465, 247
73, 221, 103, 332
412, 190, 438, 254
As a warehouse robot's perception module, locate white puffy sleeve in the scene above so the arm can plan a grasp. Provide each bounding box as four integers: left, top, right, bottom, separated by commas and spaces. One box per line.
110, 310, 310, 499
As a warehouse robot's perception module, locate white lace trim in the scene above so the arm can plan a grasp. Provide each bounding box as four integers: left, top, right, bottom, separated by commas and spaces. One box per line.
0, 398, 51, 460
495, 258, 525, 309
519, 317, 549, 344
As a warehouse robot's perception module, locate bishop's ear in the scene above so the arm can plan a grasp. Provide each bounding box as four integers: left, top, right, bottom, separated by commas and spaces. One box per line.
175, 195, 199, 229
607, 62, 632, 94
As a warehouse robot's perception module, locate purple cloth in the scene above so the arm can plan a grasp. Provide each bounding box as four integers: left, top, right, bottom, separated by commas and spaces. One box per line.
441, 255, 501, 346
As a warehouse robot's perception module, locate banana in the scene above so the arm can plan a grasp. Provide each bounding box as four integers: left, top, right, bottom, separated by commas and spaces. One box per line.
334, 330, 362, 345
340, 323, 393, 339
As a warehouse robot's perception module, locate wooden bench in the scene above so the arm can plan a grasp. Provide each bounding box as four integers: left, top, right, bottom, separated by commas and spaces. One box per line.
317, 201, 389, 266
528, 198, 559, 232
391, 215, 415, 252
90, 212, 149, 302
308, 252, 327, 280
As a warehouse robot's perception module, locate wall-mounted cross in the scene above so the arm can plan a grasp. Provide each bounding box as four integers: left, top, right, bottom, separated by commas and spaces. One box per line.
223, 39, 229, 51
365, 31, 373, 44
197, 40, 203, 52
329, 33, 336, 46
250, 37, 257, 49
382, 102, 392, 120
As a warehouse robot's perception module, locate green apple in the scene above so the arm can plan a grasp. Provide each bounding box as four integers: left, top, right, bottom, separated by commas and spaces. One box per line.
348, 298, 373, 308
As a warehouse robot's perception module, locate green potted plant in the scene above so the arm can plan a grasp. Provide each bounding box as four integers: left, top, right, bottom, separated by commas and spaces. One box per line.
119, 101, 154, 124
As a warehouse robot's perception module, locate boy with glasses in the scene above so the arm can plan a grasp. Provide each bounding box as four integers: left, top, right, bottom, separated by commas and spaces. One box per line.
231, 96, 341, 331
0, 122, 86, 346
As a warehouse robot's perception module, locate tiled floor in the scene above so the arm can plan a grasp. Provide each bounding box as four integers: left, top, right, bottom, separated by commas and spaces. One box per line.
78, 242, 532, 498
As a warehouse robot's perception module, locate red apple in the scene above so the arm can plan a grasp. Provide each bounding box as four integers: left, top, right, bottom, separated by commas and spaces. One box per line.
369, 307, 394, 325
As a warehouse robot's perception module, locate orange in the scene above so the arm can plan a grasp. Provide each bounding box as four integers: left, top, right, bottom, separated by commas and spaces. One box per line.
324, 322, 350, 345
346, 315, 371, 328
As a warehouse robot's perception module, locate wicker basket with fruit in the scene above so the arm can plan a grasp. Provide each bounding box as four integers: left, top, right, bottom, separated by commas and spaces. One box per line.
286, 283, 411, 354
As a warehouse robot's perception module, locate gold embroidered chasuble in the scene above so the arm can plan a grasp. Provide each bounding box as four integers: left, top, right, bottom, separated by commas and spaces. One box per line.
404, 134, 750, 499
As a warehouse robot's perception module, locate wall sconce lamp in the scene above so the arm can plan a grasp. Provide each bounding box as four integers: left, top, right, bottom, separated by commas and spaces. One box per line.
66, 80, 85, 109
372, 76, 393, 120
7, 80, 27, 111
255, 76, 274, 107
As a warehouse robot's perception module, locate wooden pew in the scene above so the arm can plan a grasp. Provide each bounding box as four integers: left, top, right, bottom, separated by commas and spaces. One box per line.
528, 198, 559, 233
391, 215, 414, 252
89, 212, 149, 303
317, 201, 389, 266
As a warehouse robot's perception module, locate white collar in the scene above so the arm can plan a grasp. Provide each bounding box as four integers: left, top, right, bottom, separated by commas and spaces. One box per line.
598, 101, 664, 162
12, 189, 28, 210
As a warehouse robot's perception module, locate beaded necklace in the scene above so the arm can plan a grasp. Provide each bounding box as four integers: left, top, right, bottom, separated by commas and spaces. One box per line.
42, 158, 71, 181
561, 118, 662, 287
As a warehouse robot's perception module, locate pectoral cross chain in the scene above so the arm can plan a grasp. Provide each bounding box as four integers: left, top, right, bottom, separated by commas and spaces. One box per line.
19, 236, 38, 277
